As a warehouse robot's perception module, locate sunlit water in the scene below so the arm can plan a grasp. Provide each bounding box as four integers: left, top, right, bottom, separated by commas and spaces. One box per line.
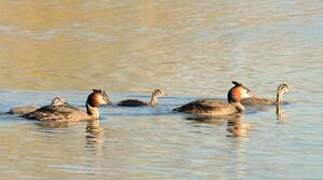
1, 1, 323, 179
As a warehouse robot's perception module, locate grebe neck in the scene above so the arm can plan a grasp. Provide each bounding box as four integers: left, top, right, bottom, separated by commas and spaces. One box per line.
276, 89, 284, 105
86, 103, 100, 119
232, 102, 245, 112
149, 94, 159, 106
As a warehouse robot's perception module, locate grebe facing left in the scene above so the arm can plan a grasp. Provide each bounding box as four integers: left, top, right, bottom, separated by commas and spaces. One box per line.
22, 89, 110, 122
173, 81, 256, 116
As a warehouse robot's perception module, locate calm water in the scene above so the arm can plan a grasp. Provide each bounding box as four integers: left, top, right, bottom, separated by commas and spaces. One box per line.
1, 1, 323, 179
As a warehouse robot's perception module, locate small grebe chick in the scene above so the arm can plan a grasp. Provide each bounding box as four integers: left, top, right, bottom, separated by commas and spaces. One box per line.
240, 84, 290, 106
22, 89, 110, 122
117, 89, 165, 107
8, 96, 66, 115
173, 81, 256, 116
50, 96, 66, 106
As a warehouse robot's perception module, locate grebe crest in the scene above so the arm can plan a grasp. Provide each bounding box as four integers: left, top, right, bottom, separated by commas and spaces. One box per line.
87, 89, 110, 107
228, 81, 256, 103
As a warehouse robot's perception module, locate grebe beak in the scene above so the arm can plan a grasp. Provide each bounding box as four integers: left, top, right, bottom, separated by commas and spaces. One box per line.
241, 86, 259, 98
102, 94, 111, 105
104, 97, 111, 105
247, 90, 258, 98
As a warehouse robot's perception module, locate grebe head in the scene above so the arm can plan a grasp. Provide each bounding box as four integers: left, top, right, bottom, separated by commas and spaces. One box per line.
50, 96, 65, 106
149, 89, 166, 106
277, 84, 290, 94
228, 81, 256, 103
152, 89, 166, 97
87, 89, 111, 107
276, 84, 290, 104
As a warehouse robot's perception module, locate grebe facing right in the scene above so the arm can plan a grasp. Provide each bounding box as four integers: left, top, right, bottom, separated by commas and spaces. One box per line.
173, 81, 256, 116
240, 84, 290, 106
22, 89, 110, 122
117, 89, 165, 107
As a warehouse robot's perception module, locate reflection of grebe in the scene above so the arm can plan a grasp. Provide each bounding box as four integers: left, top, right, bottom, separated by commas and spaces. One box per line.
86, 120, 102, 144
173, 81, 256, 116
276, 104, 288, 123
240, 84, 290, 106
226, 115, 251, 137
117, 89, 166, 107
8, 96, 65, 115
22, 89, 110, 122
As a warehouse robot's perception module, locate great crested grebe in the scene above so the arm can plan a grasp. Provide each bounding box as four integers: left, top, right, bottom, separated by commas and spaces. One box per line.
173, 81, 256, 116
8, 96, 65, 115
240, 84, 290, 106
22, 89, 110, 122
117, 89, 165, 107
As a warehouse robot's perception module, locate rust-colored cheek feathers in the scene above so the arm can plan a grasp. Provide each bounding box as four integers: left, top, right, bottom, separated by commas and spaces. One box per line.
87, 93, 101, 107
228, 87, 241, 103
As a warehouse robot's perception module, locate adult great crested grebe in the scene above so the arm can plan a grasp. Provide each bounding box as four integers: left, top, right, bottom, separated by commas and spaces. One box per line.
8, 96, 65, 115
22, 89, 110, 122
117, 89, 165, 107
173, 81, 256, 116
240, 84, 290, 106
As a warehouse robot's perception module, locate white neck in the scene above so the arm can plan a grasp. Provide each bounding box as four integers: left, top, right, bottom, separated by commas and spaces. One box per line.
276, 90, 284, 105
86, 103, 100, 119
232, 102, 245, 112
150, 95, 159, 106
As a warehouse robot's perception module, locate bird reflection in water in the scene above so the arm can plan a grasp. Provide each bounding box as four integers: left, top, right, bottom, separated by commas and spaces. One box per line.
185, 115, 228, 126
276, 104, 288, 124
37, 121, 70, 128
185, 113, 252, 138
226, 115, 252, 138
85, 120, 103, 145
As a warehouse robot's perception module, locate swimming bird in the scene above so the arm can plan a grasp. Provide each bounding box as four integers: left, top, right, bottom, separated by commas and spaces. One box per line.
117, 89, 165, 107
8, 105, 39, 115
22, 89, 110, 122
50, 96, 66, 106
173, 81, 256, 116
240, 84, 290, 106
8, 96, 65, 115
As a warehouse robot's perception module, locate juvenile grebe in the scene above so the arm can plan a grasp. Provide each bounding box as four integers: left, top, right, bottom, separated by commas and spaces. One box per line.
8, 96, 65, 115
117, 89, 165, 107
173, 81, 256, 116
240, 84, 290, 106
50, 96, 66, 106
22, 89, 110, 122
